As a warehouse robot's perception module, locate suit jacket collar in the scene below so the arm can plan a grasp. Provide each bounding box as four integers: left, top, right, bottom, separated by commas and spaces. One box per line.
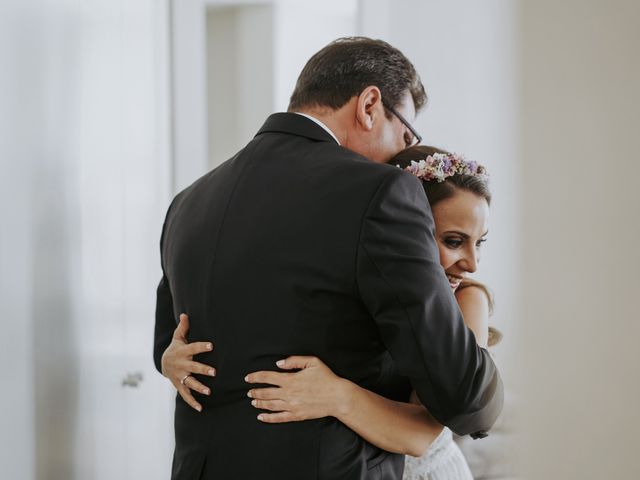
255, 112, 339, 145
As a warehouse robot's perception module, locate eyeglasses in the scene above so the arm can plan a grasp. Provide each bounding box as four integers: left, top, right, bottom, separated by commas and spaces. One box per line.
383, 102, 422, 148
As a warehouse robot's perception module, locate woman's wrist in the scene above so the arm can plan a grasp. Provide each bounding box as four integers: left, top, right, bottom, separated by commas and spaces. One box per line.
331, 377, 355, 420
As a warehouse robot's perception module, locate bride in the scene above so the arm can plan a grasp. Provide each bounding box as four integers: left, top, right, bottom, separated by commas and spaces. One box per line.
165, 145, 501, 479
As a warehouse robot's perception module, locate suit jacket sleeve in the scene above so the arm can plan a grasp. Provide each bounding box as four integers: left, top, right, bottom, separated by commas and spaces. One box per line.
154, 274, 175, 374
356, 169, 503, 438
153, 200, 178, 374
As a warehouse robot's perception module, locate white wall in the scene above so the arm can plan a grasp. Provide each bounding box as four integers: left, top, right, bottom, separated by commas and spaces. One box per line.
0, 4, 37, 476
0, 1, 174, 478
519, 1, 640, 478
207, 4, 275, 167
171, 0, 209, 191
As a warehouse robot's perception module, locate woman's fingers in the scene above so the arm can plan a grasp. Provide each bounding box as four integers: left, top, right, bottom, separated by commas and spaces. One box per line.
187, 360, 217, 377
173, 314, 190, 340
247, 387, 282, 400
174, 373, 211, 412
183, 375, 211, 396
276, 355, 319, 370
177, 385, 203, 412
162, 314, 216, 413
186, 341, 213, 356
245, 370, 291, 386
257, 411, 297, 423
251, 398, 287, 412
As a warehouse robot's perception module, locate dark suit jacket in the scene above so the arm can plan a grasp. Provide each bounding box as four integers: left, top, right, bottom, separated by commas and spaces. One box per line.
154, 113, 503, 480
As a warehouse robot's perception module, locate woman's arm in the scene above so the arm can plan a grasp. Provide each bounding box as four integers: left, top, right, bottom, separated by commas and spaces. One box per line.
246, 356, 443, 457
333, 374, 443, 457
245, 285, 492, 456
455, 285, 490, 349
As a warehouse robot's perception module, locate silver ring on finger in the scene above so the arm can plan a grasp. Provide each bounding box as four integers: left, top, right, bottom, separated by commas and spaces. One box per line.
180, 374, 191, 386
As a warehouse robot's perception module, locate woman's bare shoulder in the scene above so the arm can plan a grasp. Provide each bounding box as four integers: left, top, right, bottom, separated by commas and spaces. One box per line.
455, 279, 493, 314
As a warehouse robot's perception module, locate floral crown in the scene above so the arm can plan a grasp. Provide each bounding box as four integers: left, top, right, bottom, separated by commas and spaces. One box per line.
399, 152, 488, 183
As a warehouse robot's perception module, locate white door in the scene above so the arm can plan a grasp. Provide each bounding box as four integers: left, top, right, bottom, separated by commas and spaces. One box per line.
0, 1, 175, 479
72, 1, 175, 478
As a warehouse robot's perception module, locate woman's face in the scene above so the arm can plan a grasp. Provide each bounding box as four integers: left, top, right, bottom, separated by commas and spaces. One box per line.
431, 189, 490, 291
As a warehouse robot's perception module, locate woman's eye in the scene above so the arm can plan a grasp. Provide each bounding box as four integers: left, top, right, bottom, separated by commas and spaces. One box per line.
444, 238, 463, 248
476, 238, 487, 248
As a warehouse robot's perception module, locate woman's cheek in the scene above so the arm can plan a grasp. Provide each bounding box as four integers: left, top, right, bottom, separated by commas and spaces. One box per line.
437, 242, 453, 270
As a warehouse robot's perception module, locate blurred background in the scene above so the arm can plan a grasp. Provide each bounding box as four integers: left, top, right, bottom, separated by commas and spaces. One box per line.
1, 0, 638, 478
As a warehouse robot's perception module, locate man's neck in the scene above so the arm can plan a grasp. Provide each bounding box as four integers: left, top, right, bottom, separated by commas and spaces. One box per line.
293, 106, 349, 145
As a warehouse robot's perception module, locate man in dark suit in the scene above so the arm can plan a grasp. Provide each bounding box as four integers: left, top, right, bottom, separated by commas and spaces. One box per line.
154, 37, 503, 479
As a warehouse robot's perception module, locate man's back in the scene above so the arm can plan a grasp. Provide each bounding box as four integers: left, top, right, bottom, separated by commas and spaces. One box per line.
156, 114, 412, 479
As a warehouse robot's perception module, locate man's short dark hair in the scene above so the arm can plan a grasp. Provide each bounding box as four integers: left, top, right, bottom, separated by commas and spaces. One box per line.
288, 37, 426, 114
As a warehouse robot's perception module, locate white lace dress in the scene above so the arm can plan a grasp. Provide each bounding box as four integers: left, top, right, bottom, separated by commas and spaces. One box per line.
403, 427, 473, 480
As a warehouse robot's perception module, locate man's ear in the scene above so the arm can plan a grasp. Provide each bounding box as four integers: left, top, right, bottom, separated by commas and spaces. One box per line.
355, 86, 384, 132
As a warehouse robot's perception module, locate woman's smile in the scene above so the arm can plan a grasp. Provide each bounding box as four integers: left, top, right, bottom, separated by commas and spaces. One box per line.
446, 272, 464, 290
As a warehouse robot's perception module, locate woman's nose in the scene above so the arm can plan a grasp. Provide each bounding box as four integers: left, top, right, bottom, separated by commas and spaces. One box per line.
460, 248, 479, 273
